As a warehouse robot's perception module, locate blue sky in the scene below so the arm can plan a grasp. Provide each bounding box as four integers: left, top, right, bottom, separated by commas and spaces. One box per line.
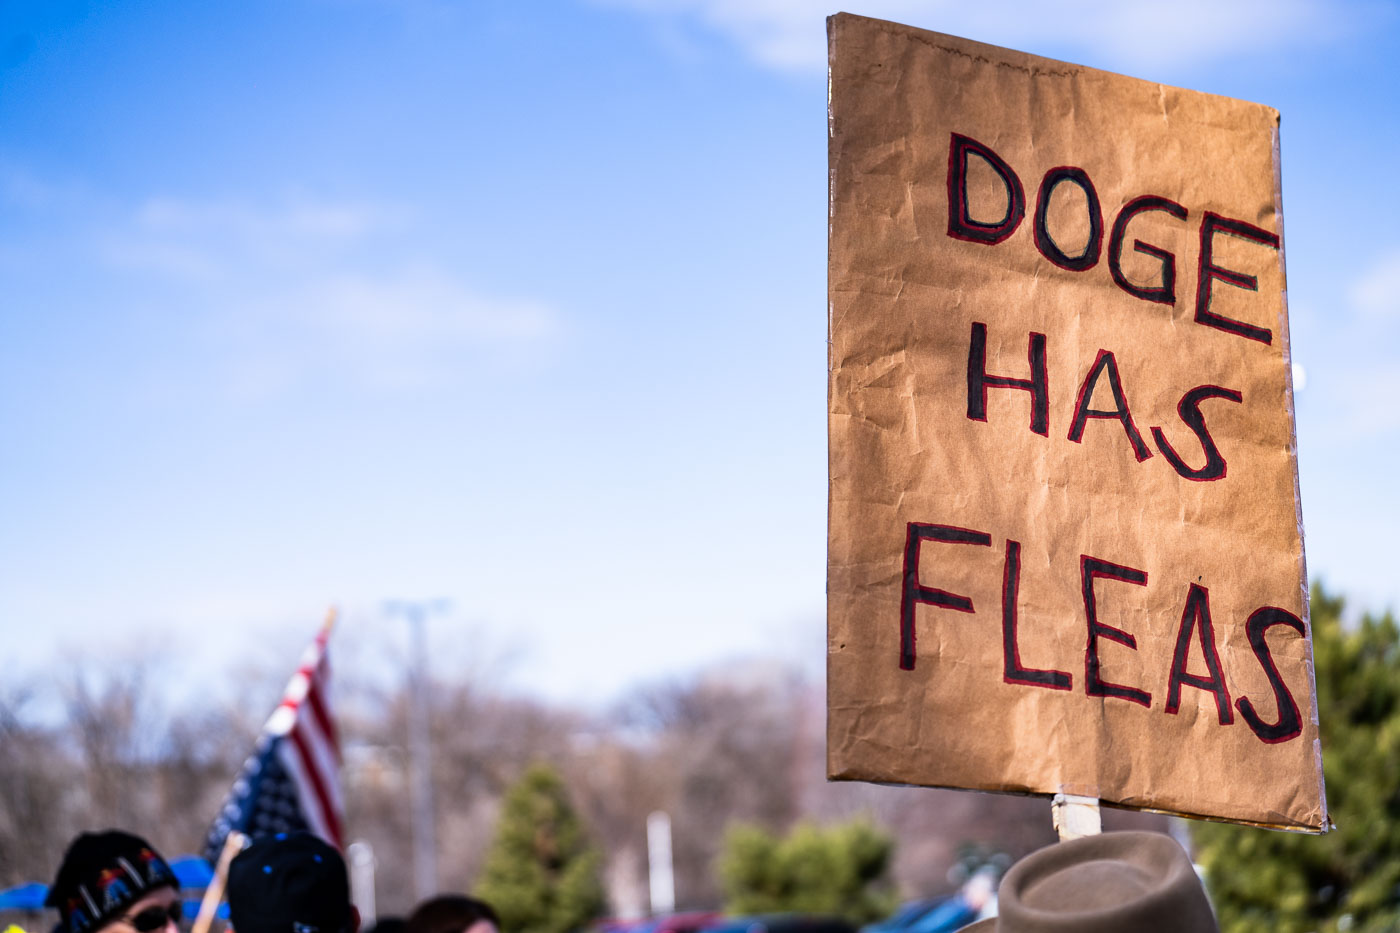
1, 0, 1397, 709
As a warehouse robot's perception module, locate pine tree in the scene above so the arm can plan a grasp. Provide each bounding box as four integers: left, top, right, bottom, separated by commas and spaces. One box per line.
719, 819, 896, 922
475, 764, 608, 933
1193, 585, 1400, 933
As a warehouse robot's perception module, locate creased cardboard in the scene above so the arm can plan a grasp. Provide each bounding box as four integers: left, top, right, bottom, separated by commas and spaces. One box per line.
826, 13, 1326, 832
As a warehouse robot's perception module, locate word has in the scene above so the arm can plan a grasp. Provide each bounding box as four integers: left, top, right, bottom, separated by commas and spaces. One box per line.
968, 321, 1241, 481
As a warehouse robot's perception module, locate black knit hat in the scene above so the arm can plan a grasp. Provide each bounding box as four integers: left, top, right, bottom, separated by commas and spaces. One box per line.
45, 831, 178, 933
227, 833, 351, 933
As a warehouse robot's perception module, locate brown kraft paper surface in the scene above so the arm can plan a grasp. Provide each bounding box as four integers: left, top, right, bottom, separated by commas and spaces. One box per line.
827, 13, 1326, 831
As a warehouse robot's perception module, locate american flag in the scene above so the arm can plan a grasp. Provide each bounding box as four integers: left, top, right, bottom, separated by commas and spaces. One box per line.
204, 616, 343, 860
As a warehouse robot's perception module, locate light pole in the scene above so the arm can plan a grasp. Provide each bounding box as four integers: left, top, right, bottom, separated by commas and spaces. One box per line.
647, 811, 675, 915
347, 840, 378, 924
385, 598, 451, 901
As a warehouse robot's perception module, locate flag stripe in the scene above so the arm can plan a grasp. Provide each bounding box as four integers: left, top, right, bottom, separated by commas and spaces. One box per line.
277, 737, 332, 843
297, 712, 343, 814
289, 720, 344, 846
305, 677, 340, 761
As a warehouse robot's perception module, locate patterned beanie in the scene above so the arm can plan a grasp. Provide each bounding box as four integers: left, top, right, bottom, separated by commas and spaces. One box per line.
45, 831, 178, 933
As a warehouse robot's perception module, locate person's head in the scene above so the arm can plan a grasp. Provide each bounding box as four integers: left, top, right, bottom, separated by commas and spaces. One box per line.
46, 830, 181, 933
963, 831, 1216, 933
405, 896, 499, 933
227, 833, 358, 933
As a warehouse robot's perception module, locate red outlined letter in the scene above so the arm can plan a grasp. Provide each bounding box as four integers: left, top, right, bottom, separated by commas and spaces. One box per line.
1081, 555, 1151, 707
1002, 540, 1072, 690
1235, 607, 1306, 743
967, 322, 1049, 437
1165, 584, 1233, 724
1034, 166, 1103, 271
947, 134, 1026, 245
1108, 195, 1188, 305
1151, 385, 1244, 481
1067, 350, 1153, 462
1194, 211, 1280, 344
899, 523, 993, 670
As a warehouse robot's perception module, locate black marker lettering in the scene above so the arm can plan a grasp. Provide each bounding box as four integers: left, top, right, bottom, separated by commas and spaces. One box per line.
1081, 555, 1152, 707
1108, 195, 1187, 304
899, 522, 993, 671
1003, 540, 1072, 689
1068, 350, 1153, 462
1034, 166, 1102, 271
1151, 385, 1243, 481
1236, 607, 1306, 743
1165, 584, 1233, 724
1195, 211, 1280, 344
946, 134, 1026, 245
967, 322, 1049, 437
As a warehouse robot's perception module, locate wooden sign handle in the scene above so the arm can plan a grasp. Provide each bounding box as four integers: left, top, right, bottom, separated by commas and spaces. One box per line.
192, 831, 247, 933
1052, 794, 1102, 841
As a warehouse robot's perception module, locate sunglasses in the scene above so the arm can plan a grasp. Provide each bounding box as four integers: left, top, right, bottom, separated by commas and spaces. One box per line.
121, 902, 183, 932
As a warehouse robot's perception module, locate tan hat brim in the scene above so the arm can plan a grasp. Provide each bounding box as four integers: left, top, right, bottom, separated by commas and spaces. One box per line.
959, 919, 997, 932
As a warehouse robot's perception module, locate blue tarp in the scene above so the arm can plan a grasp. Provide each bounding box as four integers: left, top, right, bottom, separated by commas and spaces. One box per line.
169, 857, 215, 890
0, 883, 47, 911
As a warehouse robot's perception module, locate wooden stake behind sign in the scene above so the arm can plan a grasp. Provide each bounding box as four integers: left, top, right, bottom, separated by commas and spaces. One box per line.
191, 831, 246, 933
1052, 795, 1102, 842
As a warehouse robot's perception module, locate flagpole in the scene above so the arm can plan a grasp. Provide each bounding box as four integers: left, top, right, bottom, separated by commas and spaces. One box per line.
192, 831, 246, 933
385, 598, 449, 900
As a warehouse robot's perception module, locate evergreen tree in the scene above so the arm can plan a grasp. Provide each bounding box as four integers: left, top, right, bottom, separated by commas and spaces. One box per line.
719, 818, 896, 922
1193, 585, 1400, 933
475, 764, 608, 933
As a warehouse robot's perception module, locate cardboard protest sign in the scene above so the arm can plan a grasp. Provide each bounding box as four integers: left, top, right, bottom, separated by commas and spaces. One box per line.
826, 13, 1327, 831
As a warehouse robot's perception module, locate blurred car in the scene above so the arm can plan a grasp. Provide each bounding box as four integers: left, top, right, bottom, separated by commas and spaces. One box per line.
699, 914, 857, 933
862, 896, 978, 933
762, 915, 857, 933
653, 913, 721, 933
862, 900, 949, 933
591, 912, 721, 933
589, 918, 658, 933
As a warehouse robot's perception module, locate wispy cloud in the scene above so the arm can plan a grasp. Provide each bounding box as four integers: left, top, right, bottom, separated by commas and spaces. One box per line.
248, 265, 562, 394
98, 194, 403, 280
1352, 246, 1400, 319
1333, 364, 1400, 440
135, 196, 385, 240
93, 191, 562, 397
1293, 247, 1400, 442
592, 0, 1385, 73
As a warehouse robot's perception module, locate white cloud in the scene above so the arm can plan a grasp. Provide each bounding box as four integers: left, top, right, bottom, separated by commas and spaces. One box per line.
94, 192, 562, 396
136, 196, 384, 240
303, 267, 556, 343
274, 266, 561, 391
95, 193, 400, 281
214, 263, 563, 397
99, 239, 224, 279
217, 268, 564, 397
1352, 246, 1400, 319
1, 164, 67, 209
1334, 364, 1400, 440
593, 0, 1383, 73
